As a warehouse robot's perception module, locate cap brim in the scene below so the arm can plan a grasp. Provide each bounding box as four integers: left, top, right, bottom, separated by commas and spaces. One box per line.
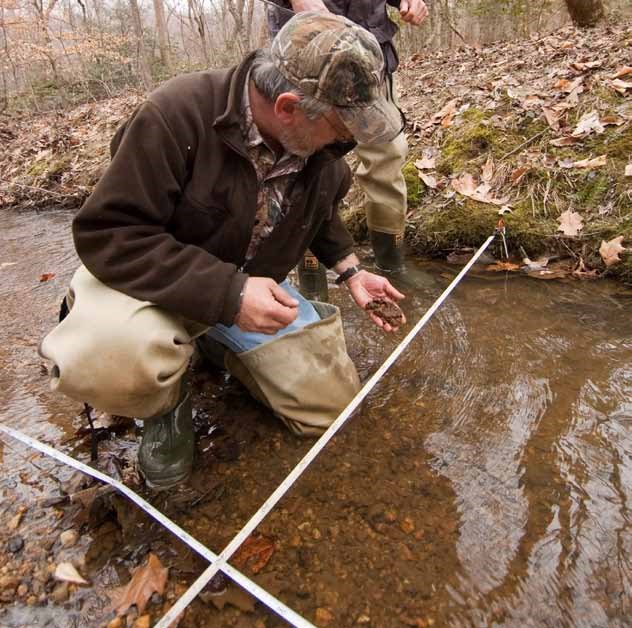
336, 95, 404, 144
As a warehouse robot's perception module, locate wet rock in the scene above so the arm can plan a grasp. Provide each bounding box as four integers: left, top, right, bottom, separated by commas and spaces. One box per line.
8, 513, 24, 531
50, 582, 69, 604
0, 575, 20, 591
400, 516, 415, 534
59, 529, 78, 548
315, 607, 334, 625
7, 535, 24, 553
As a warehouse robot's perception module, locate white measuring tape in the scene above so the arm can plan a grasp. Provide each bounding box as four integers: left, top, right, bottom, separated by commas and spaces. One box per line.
0, 423, 314, 628
156, 234, 497, 627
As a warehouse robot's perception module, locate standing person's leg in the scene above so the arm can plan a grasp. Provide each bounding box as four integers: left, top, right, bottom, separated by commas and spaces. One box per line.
39, 265, 208, 489
201, 281, 361, 436
354, 73, 409, 271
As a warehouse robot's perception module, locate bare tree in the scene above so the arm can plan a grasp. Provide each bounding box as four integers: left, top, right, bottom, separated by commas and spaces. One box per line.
564, 0, 605, 27
128, 0, 152, 89
152, 0, 171, 70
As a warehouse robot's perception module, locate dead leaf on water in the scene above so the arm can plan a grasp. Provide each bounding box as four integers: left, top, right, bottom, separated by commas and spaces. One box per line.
557, 210, 584, 236
233, 534, 275, 575
114, 553, 168, 616
39, 273, 56, 282
572, 258, 599, 279
599, 236, 626, 267
485, 261, 521, 272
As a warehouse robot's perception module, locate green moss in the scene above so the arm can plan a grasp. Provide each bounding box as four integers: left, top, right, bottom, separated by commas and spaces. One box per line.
575, 172, 610, 208
25, 154, 71, 181
403, 160, 424, 205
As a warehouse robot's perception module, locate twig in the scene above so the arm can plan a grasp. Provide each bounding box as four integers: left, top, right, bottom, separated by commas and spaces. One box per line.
500, 130, 547, 161
7, 181, 68, 198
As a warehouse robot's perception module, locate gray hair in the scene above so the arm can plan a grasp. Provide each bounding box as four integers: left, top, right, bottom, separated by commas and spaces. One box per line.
250, 49, 330, 120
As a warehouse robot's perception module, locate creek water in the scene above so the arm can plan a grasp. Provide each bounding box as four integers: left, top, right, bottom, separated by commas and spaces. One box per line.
0, 209, 630, 627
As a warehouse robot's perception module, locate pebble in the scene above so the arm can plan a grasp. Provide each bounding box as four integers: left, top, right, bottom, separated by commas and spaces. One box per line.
59, 530, 78, 548
400, 516, 415, 534
7, 536, 24, 553
0, 576, 20, 591
17, 584, 28, 597
8, 513, 23, 531
315, 607, 334, 625
356, 615, 371, 624
50, 582, 69, 604
26, 595, 37, 606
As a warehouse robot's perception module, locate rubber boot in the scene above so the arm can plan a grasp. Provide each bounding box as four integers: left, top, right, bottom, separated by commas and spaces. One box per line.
370, 230, 405, 273
138, 385, 194, 490
297, 252, 328, 302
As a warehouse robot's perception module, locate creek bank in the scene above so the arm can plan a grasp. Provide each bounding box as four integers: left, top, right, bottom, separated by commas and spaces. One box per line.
1, 23, 630, 283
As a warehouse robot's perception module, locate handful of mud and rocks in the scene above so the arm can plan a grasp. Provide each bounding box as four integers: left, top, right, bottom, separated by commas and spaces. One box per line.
365, 298, 404, 327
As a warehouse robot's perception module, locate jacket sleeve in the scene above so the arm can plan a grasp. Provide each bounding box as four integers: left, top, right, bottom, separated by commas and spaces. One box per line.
73, 101, 247, 327
309, 163, 356, 268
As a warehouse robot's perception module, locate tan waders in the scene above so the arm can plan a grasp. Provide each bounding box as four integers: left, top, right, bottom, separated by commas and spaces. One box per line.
224, 302, 360, 437
40, 267, 360, 488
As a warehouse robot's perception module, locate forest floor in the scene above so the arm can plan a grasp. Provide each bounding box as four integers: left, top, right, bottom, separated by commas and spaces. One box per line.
1, 21, 631, 284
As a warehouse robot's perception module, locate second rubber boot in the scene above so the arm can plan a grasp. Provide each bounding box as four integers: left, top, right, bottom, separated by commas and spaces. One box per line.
138, 386, 194, 490
370, 230, 405, 273
297, 252, 329, 302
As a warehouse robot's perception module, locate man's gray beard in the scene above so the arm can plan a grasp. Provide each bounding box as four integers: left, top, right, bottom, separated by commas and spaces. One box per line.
278, 126, 315, 159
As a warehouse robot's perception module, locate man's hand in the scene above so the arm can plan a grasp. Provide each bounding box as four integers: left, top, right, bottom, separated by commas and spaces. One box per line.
234, 277, 299, 334
400, 0, 428, 25
291, 0, 329, 12
345, 270, 406, 332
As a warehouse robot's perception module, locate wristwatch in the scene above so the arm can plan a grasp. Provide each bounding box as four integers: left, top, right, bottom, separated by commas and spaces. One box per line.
335, 265, 360, 285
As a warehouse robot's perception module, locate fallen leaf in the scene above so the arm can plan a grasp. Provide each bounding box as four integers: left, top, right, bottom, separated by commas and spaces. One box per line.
571, 155, 607, 169
569, 60, 602, 72
451, 172, 477, 196
114, 553, 168, 616
39, 273, 56, 282
610, 66, 632, 79
485, 261, 521, 272
232, 534, 275, 575
550, 136, 582, 147
599, 236, 626, 267
54, 562, 89, 586
626, 163, 632, 177
432, 98, 459, 126
557, 210, 584, 236
611, 79, 632, 95
510, 166, 530, 185
521, 255, 550, 271
481, 156, 494, 183
419, 172, 438, 189
542, 107, 562, 131
414, 156, 436, 170
554, 77, 584, 94
571, 110, 604, 137
600, 114, 624, 126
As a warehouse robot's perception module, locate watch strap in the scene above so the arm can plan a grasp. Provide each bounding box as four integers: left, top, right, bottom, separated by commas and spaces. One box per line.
335, 265, 360, 285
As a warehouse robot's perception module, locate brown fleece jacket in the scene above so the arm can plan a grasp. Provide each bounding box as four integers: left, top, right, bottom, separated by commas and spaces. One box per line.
73, 52, 356, 327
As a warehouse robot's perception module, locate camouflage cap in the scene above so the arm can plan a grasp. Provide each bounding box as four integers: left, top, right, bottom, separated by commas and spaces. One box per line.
270, 11, 404, 144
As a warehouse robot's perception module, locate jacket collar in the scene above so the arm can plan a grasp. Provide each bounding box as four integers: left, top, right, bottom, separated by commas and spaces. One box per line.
213, 51, 357, 167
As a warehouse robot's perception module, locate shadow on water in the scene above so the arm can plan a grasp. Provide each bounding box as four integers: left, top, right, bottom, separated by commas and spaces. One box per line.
0, 210, 630, 626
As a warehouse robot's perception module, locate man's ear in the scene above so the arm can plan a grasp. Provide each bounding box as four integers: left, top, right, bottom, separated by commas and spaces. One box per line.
274, 92, 302, 124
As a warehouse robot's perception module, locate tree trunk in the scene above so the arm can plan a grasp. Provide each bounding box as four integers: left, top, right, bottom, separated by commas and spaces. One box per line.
128, 0, 153, 89
152, 0, 171, 70
564, 0, 605, 27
